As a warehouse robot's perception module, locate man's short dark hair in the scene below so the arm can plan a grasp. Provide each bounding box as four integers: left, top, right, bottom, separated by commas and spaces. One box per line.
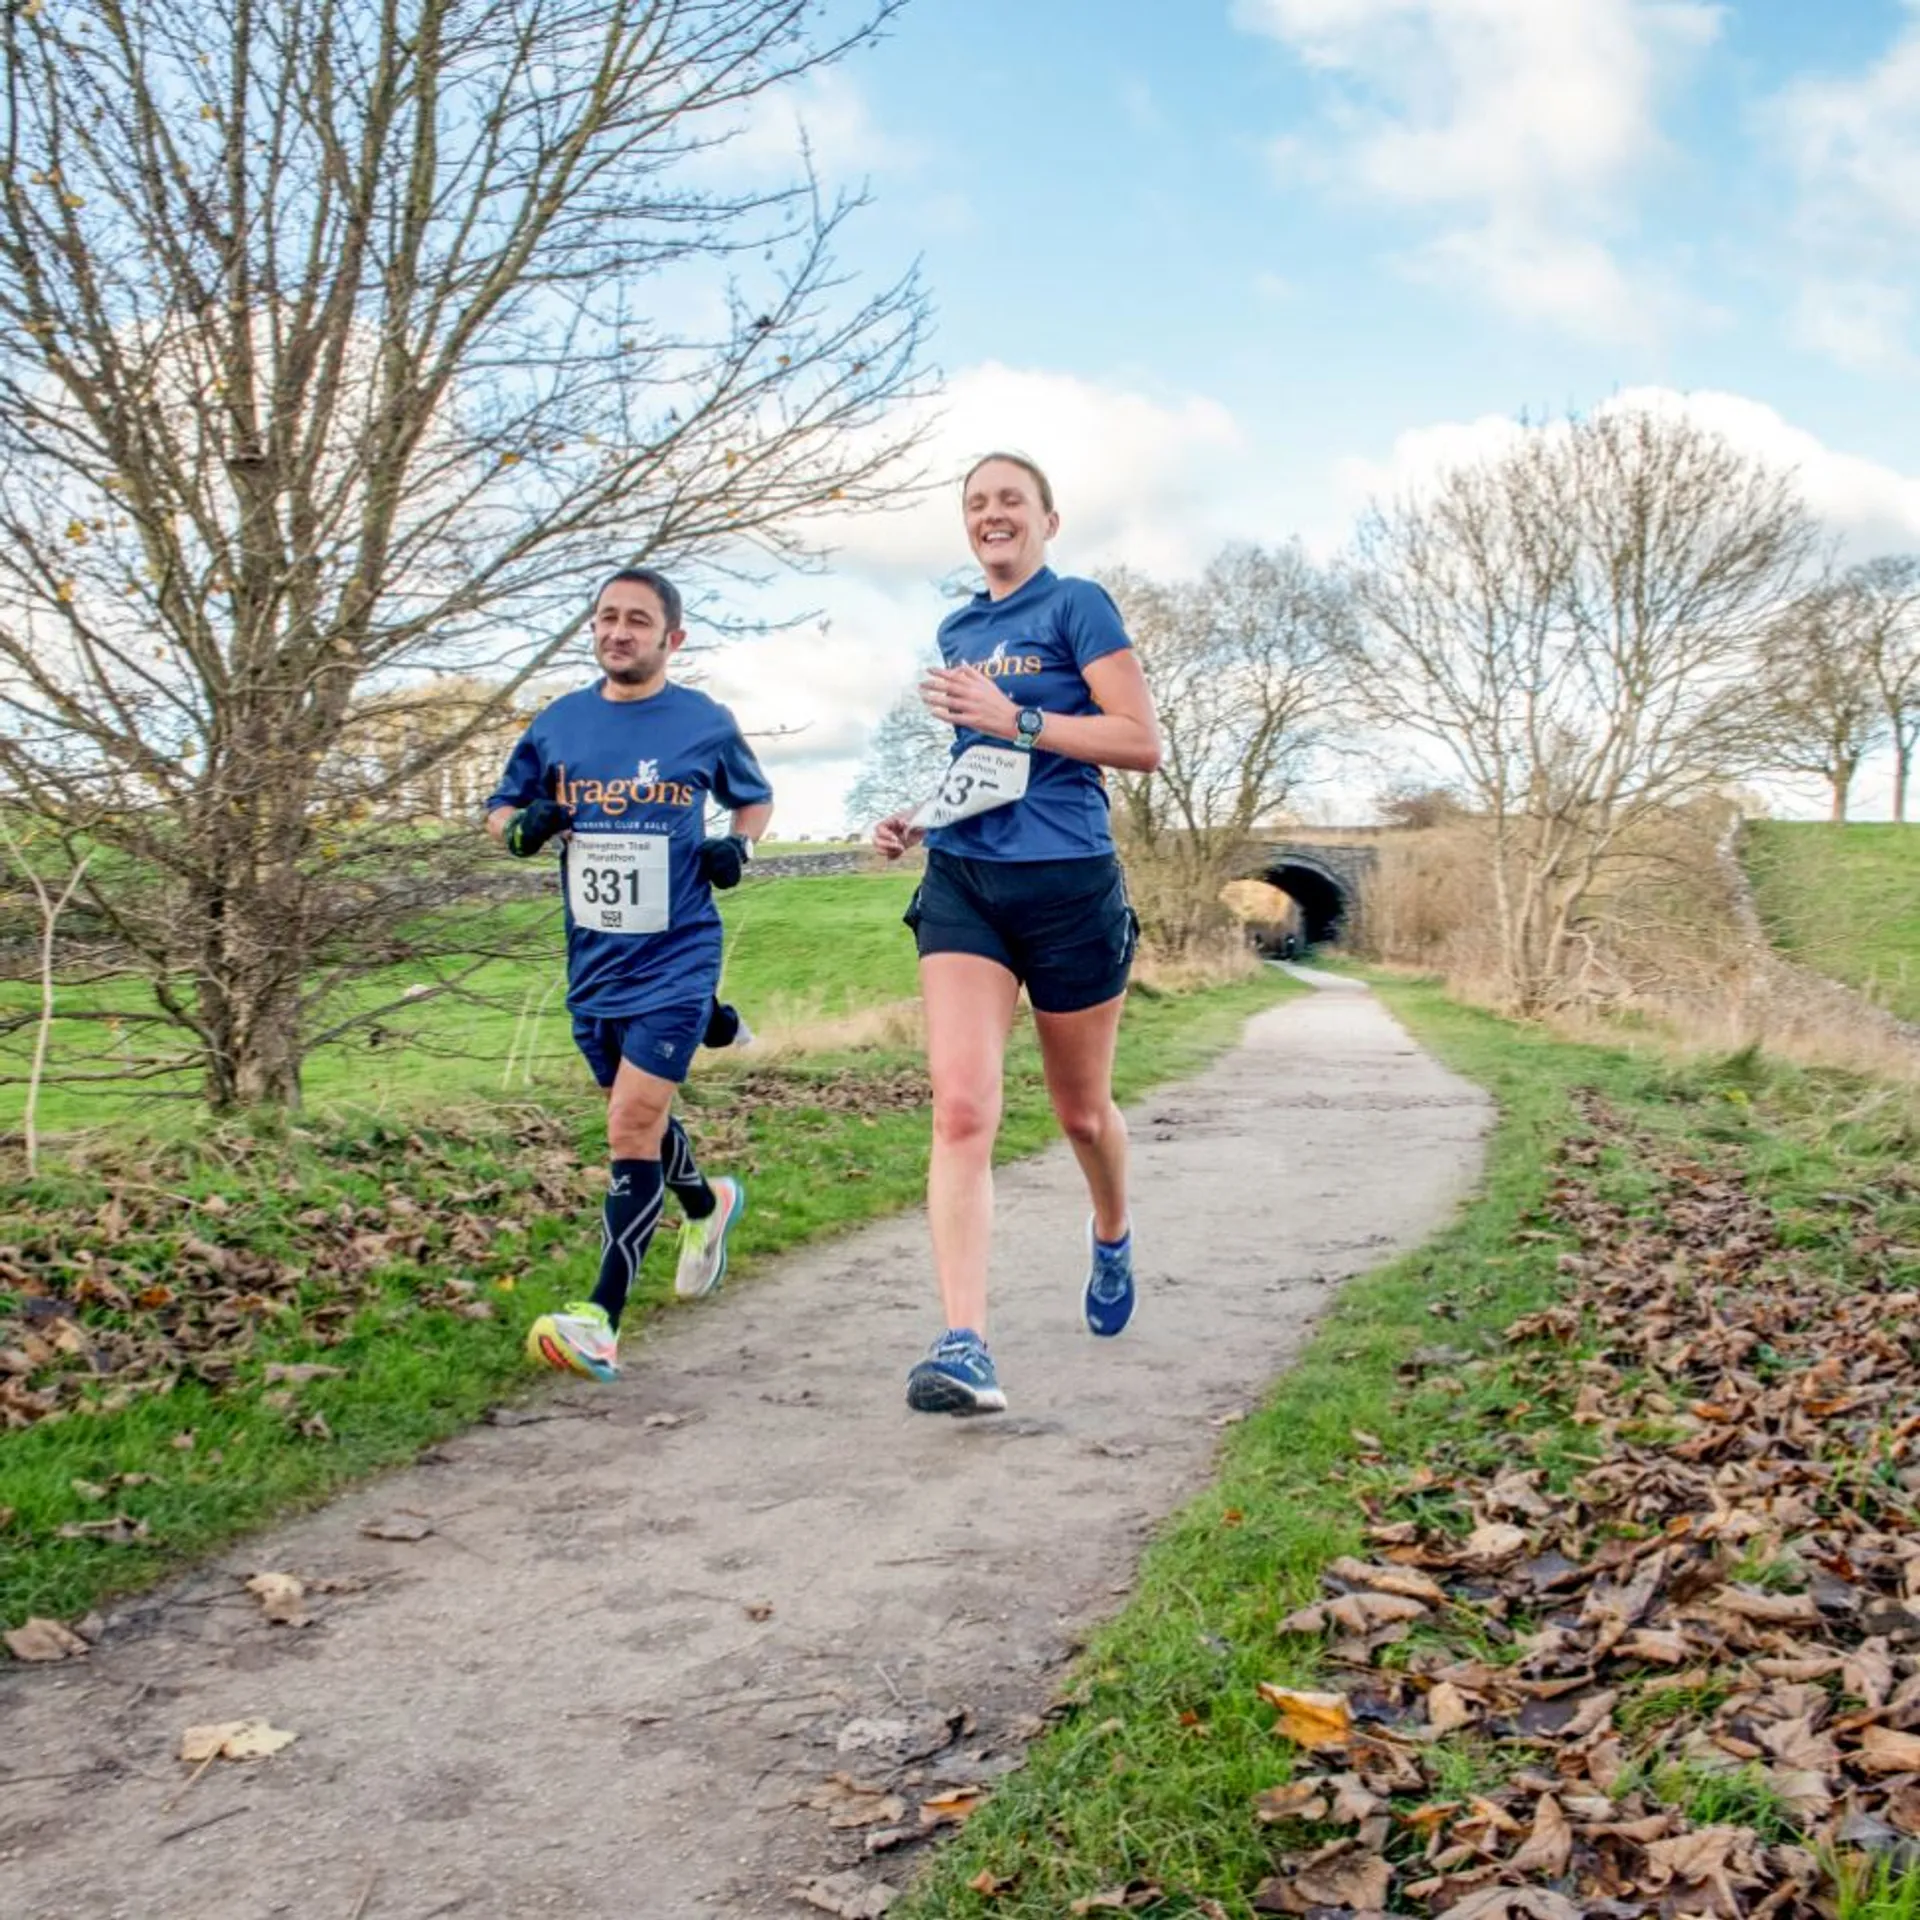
595, 566, 682, 633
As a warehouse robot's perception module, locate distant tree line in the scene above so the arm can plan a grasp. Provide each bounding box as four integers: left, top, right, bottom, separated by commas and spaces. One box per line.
848, 407, 1919, 1015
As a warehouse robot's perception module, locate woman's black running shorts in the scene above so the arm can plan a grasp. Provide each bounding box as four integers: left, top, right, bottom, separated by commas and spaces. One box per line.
903, 851, 1139, 1013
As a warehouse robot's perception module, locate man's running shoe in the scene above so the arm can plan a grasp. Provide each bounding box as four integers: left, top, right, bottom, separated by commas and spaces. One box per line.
1083, 1218, 1136, 1338
905, 1328, 1007, 1415
674, 1176, 745, 1300
527, 1300, 619, 1380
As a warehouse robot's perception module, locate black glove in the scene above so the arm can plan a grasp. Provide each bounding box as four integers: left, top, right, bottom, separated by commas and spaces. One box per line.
696, 833, 751, 890
703, 999, 744, 1048
504, 798, 572, 858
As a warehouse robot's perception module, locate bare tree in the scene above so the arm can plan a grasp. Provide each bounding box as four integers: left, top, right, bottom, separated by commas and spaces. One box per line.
1756, 584, 1889, 822
1854, 556, 1920, 823
1106, 543, 1351, 952
843, 660, 948, 835
0, 0, 930, 1108
1347, 407, 1817, 1012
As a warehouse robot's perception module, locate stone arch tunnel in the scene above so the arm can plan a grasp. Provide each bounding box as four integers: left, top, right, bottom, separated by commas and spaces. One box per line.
1267, 857, 1350, 947
1247, 840, 1378, 951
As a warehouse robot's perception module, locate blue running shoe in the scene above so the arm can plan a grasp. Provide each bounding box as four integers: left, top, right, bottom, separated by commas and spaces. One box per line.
1083, 1217, 1136, 1337
905, 1328, 1007, 1415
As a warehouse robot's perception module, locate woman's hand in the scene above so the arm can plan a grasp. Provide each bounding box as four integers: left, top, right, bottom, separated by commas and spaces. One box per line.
873, 811, 925, 861
920, 664, 1019, 740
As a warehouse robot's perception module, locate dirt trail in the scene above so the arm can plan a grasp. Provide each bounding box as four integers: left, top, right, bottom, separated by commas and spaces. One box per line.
0, 985, 1490, 1920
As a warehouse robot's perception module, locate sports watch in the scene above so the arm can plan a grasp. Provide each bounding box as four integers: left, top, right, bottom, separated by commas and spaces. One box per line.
1013, 706, 1045, 750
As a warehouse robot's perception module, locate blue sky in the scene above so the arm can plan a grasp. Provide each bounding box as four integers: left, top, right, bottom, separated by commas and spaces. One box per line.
693, 0, 1920, 831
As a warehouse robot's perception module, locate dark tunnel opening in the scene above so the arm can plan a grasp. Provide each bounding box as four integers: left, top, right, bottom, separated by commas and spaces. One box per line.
1265, 862, 1349, 948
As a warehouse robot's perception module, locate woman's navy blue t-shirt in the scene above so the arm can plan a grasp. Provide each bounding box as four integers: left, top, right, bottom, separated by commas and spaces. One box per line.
926, 567, 1131, 863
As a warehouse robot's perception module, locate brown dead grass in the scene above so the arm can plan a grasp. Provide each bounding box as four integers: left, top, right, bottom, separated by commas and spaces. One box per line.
1354, 811, 1920, 1087
691, 994, 925, 1064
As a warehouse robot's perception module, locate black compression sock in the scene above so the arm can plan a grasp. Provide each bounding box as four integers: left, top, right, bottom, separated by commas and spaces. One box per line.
663, 1117, 716, 1220
590, 1157, 664, 1329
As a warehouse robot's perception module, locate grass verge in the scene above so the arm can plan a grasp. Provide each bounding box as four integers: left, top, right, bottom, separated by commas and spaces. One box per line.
1743, 821, 1920, 1023
0, 969, 1296, 1632
896, 979, 1920, 1918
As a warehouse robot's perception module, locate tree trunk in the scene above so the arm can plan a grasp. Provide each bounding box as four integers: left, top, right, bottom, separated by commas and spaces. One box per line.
1896, 744, 1911, 825
194, 880, 307, 1110
1829, 762, 1853, 823
192, 738, 312, 1110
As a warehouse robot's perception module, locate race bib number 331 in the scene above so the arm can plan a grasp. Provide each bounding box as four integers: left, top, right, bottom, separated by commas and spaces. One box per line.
565, 834, 670, 935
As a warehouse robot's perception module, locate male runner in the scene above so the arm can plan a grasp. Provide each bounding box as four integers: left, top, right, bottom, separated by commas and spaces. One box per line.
486, 567, 773, 1379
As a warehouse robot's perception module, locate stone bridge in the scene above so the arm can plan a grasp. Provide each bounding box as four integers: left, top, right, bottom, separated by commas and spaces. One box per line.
1248, 838, 1379, 948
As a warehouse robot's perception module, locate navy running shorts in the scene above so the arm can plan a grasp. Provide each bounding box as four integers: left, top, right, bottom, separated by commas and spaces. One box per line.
571, 998, 708, 1088
904, 851, 1139, 1014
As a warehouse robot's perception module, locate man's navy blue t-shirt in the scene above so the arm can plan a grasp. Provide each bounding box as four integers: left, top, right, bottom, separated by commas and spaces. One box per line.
926, 567, 1131, 863
488, 680, 772, 1016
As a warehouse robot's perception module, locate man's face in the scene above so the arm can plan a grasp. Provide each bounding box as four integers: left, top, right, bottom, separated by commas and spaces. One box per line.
592, 580, 684, 688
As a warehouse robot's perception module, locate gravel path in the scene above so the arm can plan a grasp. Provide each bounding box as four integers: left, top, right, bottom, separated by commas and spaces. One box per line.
0, 984, 1490, 1919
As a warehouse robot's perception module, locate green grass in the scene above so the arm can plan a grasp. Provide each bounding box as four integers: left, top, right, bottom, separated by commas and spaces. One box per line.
894, 979, 1920, 1918
0, 871, 924, 1137
1834, 1852, 1920, 1920
0, 963, 1297, 1628
1743, 821, 1920, 1022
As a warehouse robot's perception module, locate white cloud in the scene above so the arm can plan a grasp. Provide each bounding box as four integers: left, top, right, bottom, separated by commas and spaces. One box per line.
1335, 386, 1920, 559
1766, 5, 1920, 371
1773, 5, 1920, 239
692, 362, 1266, 833
721, 69, 921, 184
714, 379, 1920, 834
1790, 279, 1916, 376
1234, 0, 1721, 337
809, 361, 1249, 585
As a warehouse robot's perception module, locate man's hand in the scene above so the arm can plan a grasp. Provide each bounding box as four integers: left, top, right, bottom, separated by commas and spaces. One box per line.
696, 833, 751, 889
872, 811, 925, 862
505, 798, 573, 857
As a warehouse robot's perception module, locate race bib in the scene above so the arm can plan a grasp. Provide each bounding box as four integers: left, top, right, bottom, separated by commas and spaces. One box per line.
565, 833, 670, 935
910, 744, 1031, 831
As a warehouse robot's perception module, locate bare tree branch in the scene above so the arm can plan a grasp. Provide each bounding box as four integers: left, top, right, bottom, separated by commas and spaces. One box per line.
0, 0, 930, 1107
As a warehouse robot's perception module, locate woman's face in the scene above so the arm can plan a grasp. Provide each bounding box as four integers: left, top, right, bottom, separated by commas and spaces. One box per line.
963, 459, 1058, 585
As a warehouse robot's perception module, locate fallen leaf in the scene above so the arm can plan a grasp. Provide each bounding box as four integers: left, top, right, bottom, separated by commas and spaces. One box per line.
744, 1600, 774, 1621
1507, 1793, 1572, 1876
790, 1871, 897, 1917
5, 1617, 89, 1662
1427, 1680, 1474, 1733
968, 1869, 1016, 1896
1716, 1586, 1821, 1626
1258, 1684, 1352, 1749
1254, 1780, 1330, 1824
178, 1718, 297, 1762
1463, 1521, 1530, 1563
244, 1572, 309, 1627
261, 1362, 346, 1385
919, 1786, 987, 1828
1857, 1725, 1920, 1773
812, 1775, 907, 1830
1436, 1890, 1582, 1920
1069, 1883, 1165, 1913
1253, 1841, 1392, 1912
55, 1514, 148, 1544
358, 1514, 434, 1542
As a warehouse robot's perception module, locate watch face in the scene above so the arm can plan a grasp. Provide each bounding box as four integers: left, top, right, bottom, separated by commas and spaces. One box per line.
1018, 707, 1042, 737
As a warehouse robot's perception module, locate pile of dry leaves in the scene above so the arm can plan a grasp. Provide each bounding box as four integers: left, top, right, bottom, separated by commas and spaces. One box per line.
1249, 1094, 1920, 1919
0, 1111, 585, 1428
